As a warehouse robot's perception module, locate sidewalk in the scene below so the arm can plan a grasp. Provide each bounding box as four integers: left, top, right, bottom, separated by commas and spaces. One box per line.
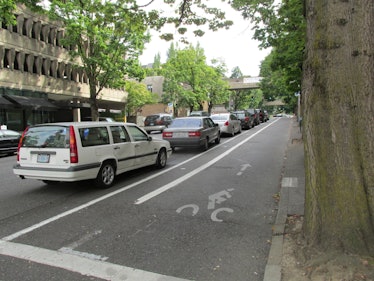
263, 117, 305, 281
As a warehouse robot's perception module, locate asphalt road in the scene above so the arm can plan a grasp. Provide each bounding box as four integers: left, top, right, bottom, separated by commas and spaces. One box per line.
0, 117, 292, 281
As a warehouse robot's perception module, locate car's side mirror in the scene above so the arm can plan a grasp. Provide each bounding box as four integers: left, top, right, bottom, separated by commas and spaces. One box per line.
147, 136, 153, 141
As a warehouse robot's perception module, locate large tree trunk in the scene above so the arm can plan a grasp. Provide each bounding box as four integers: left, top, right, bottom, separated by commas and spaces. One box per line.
303, 0, 374, 254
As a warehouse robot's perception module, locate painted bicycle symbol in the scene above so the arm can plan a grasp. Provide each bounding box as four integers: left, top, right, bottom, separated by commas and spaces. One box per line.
176, 188, 234, 222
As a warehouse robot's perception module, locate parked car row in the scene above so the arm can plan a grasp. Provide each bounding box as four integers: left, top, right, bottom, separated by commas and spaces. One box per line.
9, 106, 272, 187
231, 108, 269, 130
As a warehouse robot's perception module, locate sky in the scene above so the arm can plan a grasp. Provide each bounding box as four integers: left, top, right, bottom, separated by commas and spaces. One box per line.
139, 2, 271, 77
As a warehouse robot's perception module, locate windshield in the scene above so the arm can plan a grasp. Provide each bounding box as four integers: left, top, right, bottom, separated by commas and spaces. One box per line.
22, 126, 70, 148
169, 118, 202, 128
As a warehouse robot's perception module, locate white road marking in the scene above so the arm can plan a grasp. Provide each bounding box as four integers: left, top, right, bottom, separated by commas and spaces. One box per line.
210, 208, 234, 222
135, 120, 279, 205
176, 204, 199, 216
236, 163, 252, 176
281, 177, 298, 188
58, 230, 108, 261
59, 247, 109, 261
0, 241, 190, 281
207, 189, 234, 210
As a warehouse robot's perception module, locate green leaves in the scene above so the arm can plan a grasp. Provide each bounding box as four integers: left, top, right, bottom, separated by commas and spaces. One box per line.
125, 80, 157, 116
1, 0, 17, 25
161, 44, 229, 113
232, 0, 305, 112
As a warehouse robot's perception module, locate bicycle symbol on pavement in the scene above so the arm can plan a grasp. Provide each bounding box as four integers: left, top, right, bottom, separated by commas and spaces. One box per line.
176, 188, 235, 222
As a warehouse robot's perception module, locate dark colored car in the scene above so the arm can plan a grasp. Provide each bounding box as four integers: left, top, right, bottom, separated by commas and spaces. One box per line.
143, 114, 173, 133
0, 129, 21, 155
257, 109, 264, 123
162, 117, 220, 151
247, 109, 260, 126
263, 110, 269, 122
232, 110, 254, 129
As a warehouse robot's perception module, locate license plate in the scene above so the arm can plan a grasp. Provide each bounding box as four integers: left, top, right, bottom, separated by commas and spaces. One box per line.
37, 154, 50, 163
173, 132, 188, 138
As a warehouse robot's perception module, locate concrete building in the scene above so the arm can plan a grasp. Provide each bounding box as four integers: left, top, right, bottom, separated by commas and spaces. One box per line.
0, 5, 127, 131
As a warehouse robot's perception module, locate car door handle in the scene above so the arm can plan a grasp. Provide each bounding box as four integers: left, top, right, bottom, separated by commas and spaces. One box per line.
114, 146, 120, 150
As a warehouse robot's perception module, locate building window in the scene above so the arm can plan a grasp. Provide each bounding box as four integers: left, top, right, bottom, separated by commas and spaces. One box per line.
147, 84, 153, 92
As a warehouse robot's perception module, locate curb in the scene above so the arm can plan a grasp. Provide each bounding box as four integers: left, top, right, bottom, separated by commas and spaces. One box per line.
263, 119, 304, 281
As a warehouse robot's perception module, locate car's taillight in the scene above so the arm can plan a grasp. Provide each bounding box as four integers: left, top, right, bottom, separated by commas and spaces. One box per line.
163, 132, 173, 138
224, 121, 229, 126
17, 127, 29, 161
188, 131, 201, 137
69, 126, 78, 163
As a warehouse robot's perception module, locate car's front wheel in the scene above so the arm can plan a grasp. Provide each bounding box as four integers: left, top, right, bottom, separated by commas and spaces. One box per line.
95, 161, 115, 188
156, 148, 167, 168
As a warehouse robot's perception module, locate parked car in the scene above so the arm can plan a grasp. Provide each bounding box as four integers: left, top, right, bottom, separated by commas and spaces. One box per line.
232, 110, 254, 129
256, 109, 264, 123
210, 113, 241, 137
162, 117, 220, 151
82, 117, 115, 122
0, 129, 21, 156
263, 110, 269, 122
13, 122, 172, 188
143, 113, 173, 133
247, 109, 260, 126
189, 111, 209, 117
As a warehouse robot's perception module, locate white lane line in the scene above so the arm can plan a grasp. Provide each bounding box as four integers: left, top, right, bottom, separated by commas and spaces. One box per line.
0, 241, 190, 281
135, 119, 279, 205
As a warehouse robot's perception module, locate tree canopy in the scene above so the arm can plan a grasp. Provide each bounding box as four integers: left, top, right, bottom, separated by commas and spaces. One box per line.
161, 44, 230, 115
232, 0, 305, 113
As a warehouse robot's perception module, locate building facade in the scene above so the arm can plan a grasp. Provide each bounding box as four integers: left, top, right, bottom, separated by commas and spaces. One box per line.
0, 5, 127, 131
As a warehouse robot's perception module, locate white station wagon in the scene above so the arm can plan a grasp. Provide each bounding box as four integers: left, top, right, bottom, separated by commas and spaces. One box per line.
13, 122, 172, 188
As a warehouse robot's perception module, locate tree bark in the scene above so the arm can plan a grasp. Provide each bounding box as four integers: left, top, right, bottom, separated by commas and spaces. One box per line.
303, 0, 374, 254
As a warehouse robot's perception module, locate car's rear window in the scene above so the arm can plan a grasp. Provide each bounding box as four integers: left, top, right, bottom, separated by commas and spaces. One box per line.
211, 115, 228, 121
79, 127, 110, 147
145, 115, 159, 122
22, 126, 69, 148
233, 113, 245, 118
170, 118, 202, 128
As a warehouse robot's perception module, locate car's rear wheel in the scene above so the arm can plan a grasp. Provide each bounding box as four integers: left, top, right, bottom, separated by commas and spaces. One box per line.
95, 161, 115, 188
156, 148, 167, 168
201, 138, 209, 151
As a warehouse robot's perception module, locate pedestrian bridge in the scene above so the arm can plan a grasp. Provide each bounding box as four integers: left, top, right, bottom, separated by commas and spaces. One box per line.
226, 77, 262, 90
